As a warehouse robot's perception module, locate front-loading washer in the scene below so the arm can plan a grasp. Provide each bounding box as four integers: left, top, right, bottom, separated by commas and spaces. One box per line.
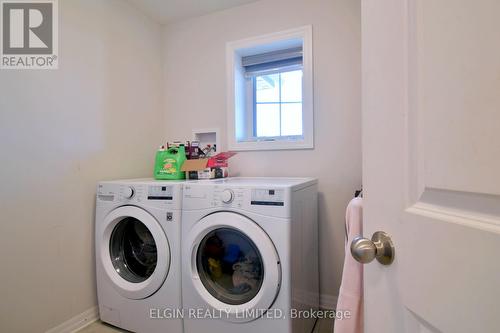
95, 178, 184, 333
181, 177, 319, 333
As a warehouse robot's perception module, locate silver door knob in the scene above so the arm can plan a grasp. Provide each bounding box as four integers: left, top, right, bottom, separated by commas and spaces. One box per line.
350, 231, 395, 265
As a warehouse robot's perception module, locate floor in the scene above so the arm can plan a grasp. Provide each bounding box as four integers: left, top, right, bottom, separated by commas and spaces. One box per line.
77, 318, 334, 333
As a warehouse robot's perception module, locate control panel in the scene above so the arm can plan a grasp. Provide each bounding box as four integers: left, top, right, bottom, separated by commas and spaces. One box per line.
220, 189, 234, 203
201, 187, 286, 208
182, 184, 291, 218
213, 187, 244, 208
122, 186, 135, 199
148, 185, 173, 200
97, 182, 182, 209
250, 189, 285, 206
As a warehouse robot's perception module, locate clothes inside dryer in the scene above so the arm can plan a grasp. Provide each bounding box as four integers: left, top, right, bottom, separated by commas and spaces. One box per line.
196, 227, 264, 305
110, 217, 158, 283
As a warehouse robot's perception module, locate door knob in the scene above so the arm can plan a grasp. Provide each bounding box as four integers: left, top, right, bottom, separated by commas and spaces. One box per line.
350, 231, 395, 265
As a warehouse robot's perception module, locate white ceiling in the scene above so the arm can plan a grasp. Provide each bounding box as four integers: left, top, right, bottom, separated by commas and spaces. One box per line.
126, 0, 260, 24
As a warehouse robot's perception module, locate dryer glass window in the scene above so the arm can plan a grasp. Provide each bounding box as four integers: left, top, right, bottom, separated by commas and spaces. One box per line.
196, 228, 264, 305
109, 217, 157, 283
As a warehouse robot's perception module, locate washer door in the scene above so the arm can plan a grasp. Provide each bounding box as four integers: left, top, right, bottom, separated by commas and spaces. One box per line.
188, 212, 281, 322
101, 206, 170, 300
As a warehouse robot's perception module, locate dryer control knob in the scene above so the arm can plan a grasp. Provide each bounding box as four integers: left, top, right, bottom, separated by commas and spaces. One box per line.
220, 189, 234, 204
123, 186, 134, 199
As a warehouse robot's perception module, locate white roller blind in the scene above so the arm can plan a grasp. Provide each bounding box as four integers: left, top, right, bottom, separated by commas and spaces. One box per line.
242, 46, 303, 76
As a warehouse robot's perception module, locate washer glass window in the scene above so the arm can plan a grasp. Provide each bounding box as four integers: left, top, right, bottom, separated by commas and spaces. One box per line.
109, 217, 157, 283
196, 227, 264, 305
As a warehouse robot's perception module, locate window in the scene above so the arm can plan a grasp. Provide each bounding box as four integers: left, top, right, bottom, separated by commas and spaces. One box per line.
254, 70, 303, 137
227, 26, 313, 151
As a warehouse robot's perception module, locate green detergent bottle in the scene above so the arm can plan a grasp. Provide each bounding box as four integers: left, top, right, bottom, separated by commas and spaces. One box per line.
154, 145, 186, 180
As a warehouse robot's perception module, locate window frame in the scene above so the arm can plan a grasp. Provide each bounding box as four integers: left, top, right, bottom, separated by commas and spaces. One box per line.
226, 26, 314, 151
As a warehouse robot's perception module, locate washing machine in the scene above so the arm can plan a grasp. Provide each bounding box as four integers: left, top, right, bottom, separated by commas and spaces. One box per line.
181, 177, 319, 333
95, 179, 184, 333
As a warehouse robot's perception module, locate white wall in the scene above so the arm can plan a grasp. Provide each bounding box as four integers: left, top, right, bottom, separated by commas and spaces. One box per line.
0, 1, 163, 331
162, 0, 361, 306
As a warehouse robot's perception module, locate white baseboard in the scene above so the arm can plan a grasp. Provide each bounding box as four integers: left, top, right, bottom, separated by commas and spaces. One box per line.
45, 306, 99, 333
320, 294, 338, 310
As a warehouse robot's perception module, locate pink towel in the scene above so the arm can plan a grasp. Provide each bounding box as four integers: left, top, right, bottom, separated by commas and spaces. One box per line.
334, 197, 363, 333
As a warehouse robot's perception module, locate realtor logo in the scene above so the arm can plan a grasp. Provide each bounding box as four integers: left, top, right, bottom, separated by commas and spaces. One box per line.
1, 0, 58, 69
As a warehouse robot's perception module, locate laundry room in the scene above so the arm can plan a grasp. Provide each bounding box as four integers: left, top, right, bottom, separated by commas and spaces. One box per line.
2, 0, 499, 333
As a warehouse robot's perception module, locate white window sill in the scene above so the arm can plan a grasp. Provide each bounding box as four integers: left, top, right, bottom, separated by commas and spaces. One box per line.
229, 137, 313, 151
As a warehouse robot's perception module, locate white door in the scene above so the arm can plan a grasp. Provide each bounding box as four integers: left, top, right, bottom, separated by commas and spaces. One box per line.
361, 0, 500, 332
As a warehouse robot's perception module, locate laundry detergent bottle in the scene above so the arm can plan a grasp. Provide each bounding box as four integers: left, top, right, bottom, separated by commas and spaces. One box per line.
154, 145, 186, 180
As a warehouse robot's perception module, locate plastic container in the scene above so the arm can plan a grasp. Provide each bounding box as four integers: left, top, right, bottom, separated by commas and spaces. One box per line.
154, 145, 186, 180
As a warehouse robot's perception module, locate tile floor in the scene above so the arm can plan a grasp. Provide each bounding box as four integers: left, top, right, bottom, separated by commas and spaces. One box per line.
77, 318, 334, 333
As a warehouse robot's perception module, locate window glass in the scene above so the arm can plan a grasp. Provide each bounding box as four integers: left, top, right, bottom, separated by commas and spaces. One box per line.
280, 70, 302, 102
254, 69, 303, 137
256, 103, 280, 137
281, 103, 303, 136
256, 74, 279, 103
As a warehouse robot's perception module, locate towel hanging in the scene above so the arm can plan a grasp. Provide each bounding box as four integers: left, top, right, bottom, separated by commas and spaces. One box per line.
334, 197, 364, 333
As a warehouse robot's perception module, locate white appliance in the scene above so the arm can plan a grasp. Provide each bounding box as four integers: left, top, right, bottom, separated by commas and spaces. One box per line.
181, 177, 319, 333
95, 179, 184, 333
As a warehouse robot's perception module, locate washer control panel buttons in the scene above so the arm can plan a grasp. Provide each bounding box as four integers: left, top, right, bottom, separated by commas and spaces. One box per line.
122, 186, 135, 199
220, 189, 234, 203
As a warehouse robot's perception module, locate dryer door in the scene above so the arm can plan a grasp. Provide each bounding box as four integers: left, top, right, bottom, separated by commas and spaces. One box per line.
100, 206, 170, 299
187, 212, 281, 322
